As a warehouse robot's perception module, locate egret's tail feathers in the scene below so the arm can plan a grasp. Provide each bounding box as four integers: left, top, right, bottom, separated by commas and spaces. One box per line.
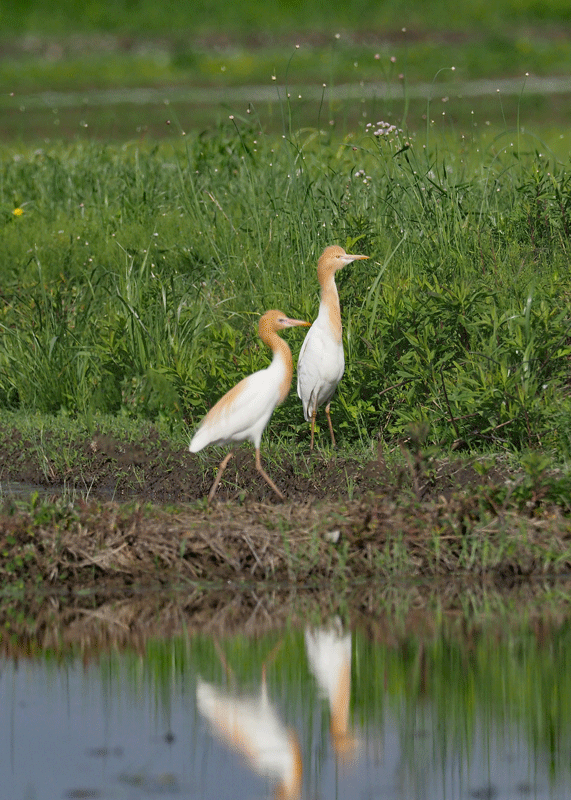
189, 426, 207, 453
297, 385, 317, 423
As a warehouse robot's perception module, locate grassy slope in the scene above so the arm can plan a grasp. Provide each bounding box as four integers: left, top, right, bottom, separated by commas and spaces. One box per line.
2, 0, 569, 114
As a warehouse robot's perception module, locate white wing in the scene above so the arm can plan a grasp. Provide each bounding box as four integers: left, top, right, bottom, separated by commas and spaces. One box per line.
189, 366, 282, 452
297, 318, 345, 420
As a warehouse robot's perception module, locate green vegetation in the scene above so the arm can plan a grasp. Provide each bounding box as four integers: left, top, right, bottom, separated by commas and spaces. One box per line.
2, 34, 571, 94
1, 112, 570, 462
1, 0, 570, 35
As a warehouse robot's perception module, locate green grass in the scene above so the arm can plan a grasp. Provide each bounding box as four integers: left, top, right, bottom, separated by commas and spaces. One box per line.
1, 0, 570, 35
1, 107, 571, 463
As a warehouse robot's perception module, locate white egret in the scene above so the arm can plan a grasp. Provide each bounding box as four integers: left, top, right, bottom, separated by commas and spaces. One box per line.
297, 245, 369, 450
189, 309, 310, 502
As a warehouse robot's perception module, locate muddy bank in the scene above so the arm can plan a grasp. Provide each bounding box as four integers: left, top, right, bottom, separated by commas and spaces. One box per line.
1, 429, 570, 590
1, 428, 571, 651
0, 426, 517, 504
1, 475, 571, 650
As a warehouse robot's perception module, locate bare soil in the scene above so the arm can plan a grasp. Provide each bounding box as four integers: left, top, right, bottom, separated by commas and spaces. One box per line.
0, 426, 506, 505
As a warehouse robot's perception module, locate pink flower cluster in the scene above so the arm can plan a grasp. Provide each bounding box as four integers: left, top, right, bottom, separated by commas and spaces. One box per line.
366, 120, 403, 137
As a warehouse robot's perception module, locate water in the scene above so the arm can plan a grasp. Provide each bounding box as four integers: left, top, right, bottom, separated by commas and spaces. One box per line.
2, 617, 571, 800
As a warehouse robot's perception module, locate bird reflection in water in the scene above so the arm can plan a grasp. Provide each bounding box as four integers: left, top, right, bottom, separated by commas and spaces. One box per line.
305, 619, 358, 763
196, 641, 302, 800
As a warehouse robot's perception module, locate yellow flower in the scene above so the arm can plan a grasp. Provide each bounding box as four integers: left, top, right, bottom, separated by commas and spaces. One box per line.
13, 207, 24, 216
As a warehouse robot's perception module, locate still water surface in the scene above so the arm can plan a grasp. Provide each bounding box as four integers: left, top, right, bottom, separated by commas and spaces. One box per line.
3, 618, 571, 800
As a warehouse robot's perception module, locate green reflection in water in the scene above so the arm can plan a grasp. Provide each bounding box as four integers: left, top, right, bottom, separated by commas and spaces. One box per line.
73, 616, 571, 796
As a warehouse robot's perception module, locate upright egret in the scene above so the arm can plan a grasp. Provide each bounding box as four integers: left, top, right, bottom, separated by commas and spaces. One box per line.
297, 245, 369, 450
189, 309, 310, 503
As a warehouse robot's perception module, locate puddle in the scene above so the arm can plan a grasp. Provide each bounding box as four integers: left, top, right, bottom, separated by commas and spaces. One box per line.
3, 619, 571, 800
0, 480, 121, 504
0, 481, 54, 501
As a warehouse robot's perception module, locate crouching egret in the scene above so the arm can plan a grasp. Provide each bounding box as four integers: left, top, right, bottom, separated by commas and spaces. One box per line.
297, 245, 369, 450
189, 309, 310, 503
